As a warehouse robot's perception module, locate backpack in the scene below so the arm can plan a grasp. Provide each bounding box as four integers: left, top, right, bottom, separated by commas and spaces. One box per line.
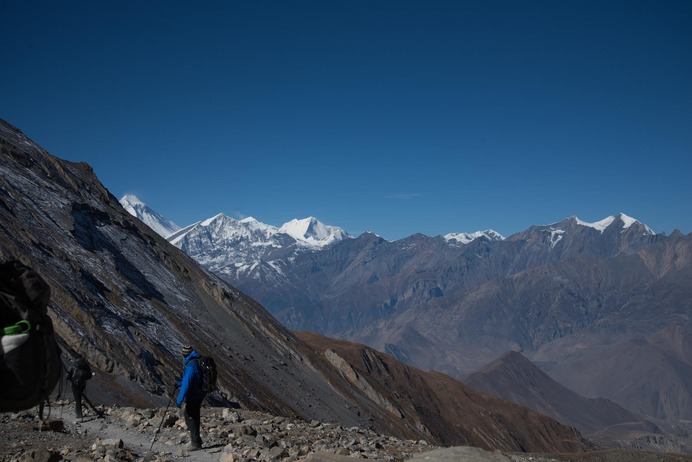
195, 356, 217, 394
70, 357, 92, 387
0, 260, 62, 412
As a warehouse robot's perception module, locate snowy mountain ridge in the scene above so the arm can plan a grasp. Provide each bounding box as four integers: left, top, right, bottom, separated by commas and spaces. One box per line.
573, 212, 655, 234
120, 196, 658, 254
445, 229, 505, 245
279, 217, 351, 247
167, 213, 349, 250
118, 195, 506, 284
119, 196, 355, 281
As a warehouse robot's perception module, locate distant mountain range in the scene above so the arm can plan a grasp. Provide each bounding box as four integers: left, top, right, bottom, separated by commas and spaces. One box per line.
120, 193, 505, 288
121, 194, 692, 429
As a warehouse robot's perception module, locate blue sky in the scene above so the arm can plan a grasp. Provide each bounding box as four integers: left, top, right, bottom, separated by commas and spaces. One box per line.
2, 1, 691, 240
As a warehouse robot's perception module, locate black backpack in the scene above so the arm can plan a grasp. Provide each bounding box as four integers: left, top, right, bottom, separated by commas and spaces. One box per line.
0, 260, 62, 412
195, 356, 217, 394
70, 357, 92, 387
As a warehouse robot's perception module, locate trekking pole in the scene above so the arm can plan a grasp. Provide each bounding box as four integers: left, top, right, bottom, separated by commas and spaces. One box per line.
58, 366, 67, 419
150, 386, 177, 452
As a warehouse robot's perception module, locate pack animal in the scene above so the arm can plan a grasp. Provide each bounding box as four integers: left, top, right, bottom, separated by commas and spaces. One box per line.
0, 260, 62, 412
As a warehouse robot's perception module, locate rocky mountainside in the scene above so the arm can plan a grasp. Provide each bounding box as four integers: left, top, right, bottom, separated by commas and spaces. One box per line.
163, 194, 691, 422
0, 118, 591, 454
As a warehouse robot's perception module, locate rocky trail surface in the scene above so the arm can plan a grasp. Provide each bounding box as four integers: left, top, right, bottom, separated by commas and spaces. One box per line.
2, 400, 691, 462
1, 399, 435, 462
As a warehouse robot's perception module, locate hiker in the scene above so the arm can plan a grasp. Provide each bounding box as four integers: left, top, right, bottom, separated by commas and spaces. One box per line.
176, 345, 205, 450
66, 355, 93, 420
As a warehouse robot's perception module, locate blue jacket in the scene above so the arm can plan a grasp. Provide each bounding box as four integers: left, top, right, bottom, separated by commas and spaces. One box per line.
176, 350, 205, 407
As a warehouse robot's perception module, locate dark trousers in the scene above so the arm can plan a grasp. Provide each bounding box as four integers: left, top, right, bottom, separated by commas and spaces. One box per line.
71, 383, 85, 418
184, 399, 203, 444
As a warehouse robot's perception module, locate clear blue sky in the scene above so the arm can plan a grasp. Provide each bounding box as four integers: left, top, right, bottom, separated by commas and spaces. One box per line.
2, 1, 691, 240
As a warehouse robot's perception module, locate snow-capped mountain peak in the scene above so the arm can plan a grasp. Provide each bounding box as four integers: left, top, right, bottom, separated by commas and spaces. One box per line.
575, 215, 616, 232
120, 194, 181, 238
444, 229, 505, 245
279, 217, 351, 248
201, 213, 227, 226
120, 193, 145, 208
162, 212, 350, 280
574, 213, 654, 234
185, 213, 280, 243
239, 216, 278, 234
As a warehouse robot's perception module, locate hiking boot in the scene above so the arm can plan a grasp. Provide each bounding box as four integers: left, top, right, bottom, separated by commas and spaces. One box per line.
187, 441, 202, 451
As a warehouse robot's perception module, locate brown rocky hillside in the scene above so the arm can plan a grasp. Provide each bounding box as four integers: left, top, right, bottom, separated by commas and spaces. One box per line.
295, 331, 592, 453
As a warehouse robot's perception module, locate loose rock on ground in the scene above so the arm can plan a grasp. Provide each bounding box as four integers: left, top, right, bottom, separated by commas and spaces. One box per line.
0, 400, 434, 462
